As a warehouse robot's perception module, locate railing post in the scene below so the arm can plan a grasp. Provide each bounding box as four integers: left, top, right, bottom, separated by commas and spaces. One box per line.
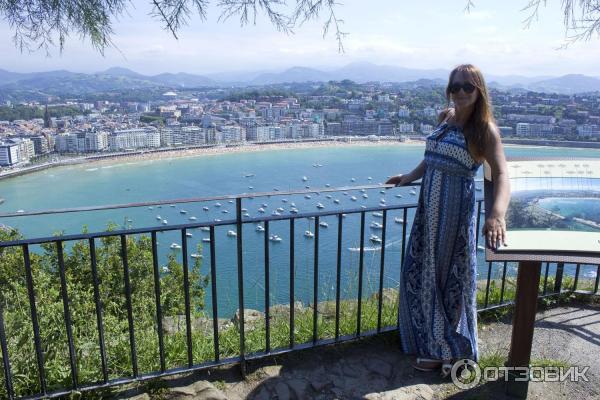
235, 197, 246, 377
554, 263, 564, 293
22, 244, 47, 395
56, 241, 78, 389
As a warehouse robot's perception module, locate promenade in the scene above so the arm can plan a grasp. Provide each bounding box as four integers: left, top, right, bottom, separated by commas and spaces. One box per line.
109, 301, 599, 400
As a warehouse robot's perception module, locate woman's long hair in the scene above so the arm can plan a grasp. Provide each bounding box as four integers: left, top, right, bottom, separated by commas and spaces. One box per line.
442, 64, 496, 162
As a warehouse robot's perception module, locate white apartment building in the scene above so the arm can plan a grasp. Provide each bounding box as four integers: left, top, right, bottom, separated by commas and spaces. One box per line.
219, 126, 245, 143
0, 142, 20, 166
161, 126, 207, 146
0, 138, 34, 166
577, 124, 600, 137
109, 128, 160, 150
516, 123, 531, 136
86, 131, 109, 151
398, 122, 415, 133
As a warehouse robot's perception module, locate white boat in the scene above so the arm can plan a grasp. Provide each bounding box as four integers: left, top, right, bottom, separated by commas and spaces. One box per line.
319, 221, 329, 228
272, 210, 281, 216
258, 208, 266, 213
156, 215, 162, 220
202, 238, 211, 243
214, 218, 221, 222
290, 202, 296, 207
200, 227, 210, 232
241, 208, 248, 212
262, 203, 268, 207
372, 212, 383, 218
304, 230, 314, 238
126, 219, 133, 223
162, 219, 168, 225
325, 183, 331, 187
302, 176, 308, 181
189, 216, 197, 221
409, 190, 417, 195
282, 199, 288, 203
360, 189, 366, 193
228, 200, 234, 204
394, 217, 404, 224
351, 178, 356, 182
370, 222, 383, 229
148, 206, 154, 210
243, 212, 250, 217
256, 225, 265, 232
186, 232, 193, 238
170, 243, 181, 250
361, 205, 367, 209
326, 195, 332, 199
244, 173, 255, 177
276, 207, 285, 212
369, 234, 382, 243
308, 216, 315, 220
395, 194, 403, 198
304, 194, 312, 199
269, 234, 282, 242
180, 209, 187, 214
203, 207, 210, 211
477, 245, 486, 251
475, 187, 482, 192
342, 213, 347, 218
170, 204, 176, 208
191, 253, 203, 259
350, 196, 357, 201
362, 194, 368, 199
333, 199, 340, 204
215, 202, 222, 207
342, 192, 348, 196
380, 190, 385, 194
368, 177, 372, 180
222, 210, 229, 214
248, 186, 254, 189
273, 188, 279, 191
380, 198, 386, 203
316, 203, 324, 209
305, 185, 310, 189
290, 208, 299, 214
227, 230, 237, 237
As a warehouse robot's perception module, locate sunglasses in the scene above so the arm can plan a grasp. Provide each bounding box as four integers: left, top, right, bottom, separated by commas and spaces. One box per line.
449, 82, 476, 94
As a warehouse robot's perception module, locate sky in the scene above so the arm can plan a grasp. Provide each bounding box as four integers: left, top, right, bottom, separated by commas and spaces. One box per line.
1, 0, 600, 77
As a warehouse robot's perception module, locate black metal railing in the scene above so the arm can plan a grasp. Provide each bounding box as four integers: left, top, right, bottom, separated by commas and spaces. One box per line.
0, 185, 598, 399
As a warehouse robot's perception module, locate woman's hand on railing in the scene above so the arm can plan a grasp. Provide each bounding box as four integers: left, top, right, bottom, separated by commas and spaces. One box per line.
385, 174, 412, 187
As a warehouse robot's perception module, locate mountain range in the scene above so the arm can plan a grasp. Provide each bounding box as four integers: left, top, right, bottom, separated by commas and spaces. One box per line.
1, 62, 600, 95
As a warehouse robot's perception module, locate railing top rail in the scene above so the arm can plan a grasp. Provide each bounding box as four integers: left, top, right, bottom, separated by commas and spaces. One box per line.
0, 182, 425, 218
0, 202, 428, 247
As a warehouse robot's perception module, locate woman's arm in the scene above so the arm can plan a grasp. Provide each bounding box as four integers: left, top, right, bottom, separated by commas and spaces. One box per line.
385, 160, 426, 186
482, 124, 511, 248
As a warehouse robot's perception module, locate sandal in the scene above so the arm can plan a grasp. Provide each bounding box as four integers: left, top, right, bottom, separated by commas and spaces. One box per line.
412, 357, 442, 372
440, 360, 454, 378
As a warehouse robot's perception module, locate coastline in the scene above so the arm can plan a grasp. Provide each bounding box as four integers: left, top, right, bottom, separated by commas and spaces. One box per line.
0, 138, 423, 181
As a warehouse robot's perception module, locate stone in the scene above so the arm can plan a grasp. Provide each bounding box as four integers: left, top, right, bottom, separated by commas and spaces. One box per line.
365, 358, 393, 379
286, 378, 309, 398
273, 381, 291, 400
256, 365, 282, 378
369, 288, 399, 306
233, 308, 265, 331
251, 386, 271, 400
269, 302, 304, 319
128, 394, 150, 400
310, 374, 331, 391
365, 384, 434, 400
167, 380, 228, 400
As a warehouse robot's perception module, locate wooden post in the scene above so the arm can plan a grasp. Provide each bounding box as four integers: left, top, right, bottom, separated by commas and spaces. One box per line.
505, 260, 542, 398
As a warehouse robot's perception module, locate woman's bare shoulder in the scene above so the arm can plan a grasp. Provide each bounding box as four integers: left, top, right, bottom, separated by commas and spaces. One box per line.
437, 107, 455, 124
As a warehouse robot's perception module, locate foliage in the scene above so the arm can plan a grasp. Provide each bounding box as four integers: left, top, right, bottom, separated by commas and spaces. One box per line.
0, 0, 347, 54
0, 105, 86, 122
0, 225, 207, 397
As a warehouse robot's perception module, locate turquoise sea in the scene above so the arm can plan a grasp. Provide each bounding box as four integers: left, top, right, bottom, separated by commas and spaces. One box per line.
1, 144, 599, 316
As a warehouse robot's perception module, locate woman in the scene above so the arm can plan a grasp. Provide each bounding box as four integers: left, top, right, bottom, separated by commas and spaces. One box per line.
385, 64, 510, 377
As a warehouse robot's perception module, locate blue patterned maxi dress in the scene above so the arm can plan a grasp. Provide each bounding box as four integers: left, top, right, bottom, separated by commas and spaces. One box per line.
398, 122, 481, 362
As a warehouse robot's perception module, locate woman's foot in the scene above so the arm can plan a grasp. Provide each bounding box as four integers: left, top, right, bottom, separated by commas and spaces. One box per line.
412, 357, 442, 372
440, 359, 455, 378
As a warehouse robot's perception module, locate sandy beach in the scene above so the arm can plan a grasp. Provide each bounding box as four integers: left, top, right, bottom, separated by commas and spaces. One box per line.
0, 138, 423, 180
